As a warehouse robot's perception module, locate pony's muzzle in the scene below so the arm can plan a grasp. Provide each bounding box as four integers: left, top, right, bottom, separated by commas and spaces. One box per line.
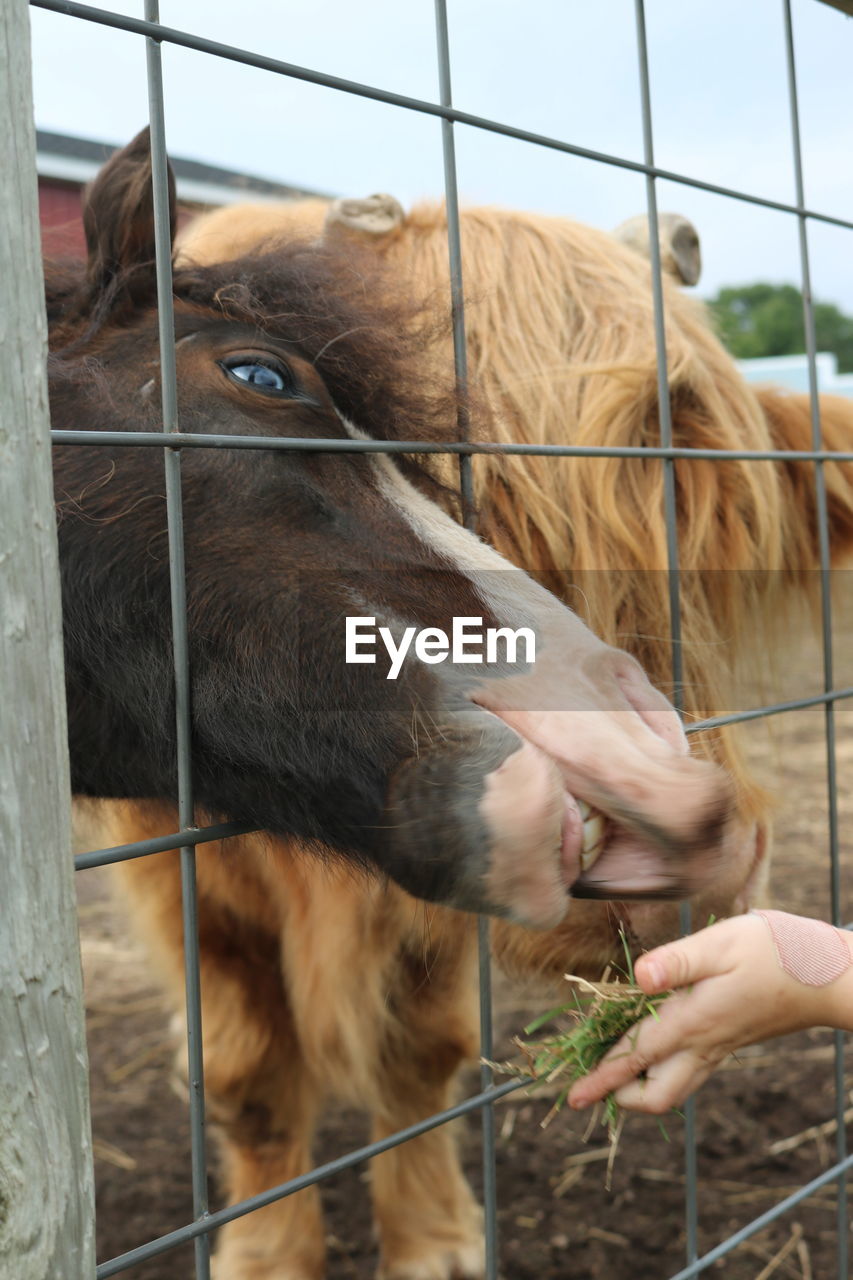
379, 708, 572, 926
379, 681, 736, 927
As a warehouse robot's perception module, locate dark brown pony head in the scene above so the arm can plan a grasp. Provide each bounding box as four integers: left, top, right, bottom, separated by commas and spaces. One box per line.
50, 129, 739, 925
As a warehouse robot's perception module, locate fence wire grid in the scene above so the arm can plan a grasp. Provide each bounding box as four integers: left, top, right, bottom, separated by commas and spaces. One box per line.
28, 0, 853, 1276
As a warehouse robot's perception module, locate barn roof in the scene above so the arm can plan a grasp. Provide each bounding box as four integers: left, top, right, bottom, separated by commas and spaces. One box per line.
36, 128, 328, 207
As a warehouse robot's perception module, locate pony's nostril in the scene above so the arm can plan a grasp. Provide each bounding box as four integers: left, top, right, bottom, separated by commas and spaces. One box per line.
615, 662, 688, 755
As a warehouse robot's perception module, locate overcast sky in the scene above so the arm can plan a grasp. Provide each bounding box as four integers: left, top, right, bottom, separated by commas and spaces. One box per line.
28, 0, 853, 310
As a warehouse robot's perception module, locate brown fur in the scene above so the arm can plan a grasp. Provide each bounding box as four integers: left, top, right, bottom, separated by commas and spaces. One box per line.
90, 200, 853, 1278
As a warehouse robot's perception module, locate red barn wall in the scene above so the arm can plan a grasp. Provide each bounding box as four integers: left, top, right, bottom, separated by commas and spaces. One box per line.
39, 180, 87, 257
39, 176, 198, 259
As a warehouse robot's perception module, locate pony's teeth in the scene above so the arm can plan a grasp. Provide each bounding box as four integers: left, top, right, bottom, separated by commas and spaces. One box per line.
580, 813, 606, 870
577, 799, 591, 821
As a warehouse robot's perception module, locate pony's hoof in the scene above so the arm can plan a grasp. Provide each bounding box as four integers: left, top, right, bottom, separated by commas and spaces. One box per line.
377, 1239, 486, 1280
211, 1250, 323, 1280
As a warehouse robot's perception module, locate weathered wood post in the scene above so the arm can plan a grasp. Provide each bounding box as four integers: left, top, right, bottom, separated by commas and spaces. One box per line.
0, 2, 97, 1276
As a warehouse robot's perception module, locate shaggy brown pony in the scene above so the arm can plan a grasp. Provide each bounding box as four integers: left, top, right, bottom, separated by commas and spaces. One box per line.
91, 197, 853, 1280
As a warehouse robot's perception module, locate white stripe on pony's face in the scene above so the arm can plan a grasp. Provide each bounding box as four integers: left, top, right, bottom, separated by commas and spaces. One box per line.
338, 414, 590, 630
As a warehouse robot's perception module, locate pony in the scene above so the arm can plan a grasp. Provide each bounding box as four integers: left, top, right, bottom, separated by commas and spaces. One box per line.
74, 153, 849, 1279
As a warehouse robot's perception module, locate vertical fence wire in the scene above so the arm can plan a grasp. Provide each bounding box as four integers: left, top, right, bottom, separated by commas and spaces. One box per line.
144, 4, 210, 1276
433, 0, 475, 523
432, 6, 499, 1277
633, 0, 698, 1265
782, 4, 847, 1274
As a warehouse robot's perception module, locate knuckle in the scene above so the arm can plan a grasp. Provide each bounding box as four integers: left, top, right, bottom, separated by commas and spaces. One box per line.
628, 1050, 652, 1077
667, 947, 692, 987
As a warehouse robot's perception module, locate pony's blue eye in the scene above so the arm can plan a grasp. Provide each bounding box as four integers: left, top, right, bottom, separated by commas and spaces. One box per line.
221, 357, 294, 395
228, 362, 286, 390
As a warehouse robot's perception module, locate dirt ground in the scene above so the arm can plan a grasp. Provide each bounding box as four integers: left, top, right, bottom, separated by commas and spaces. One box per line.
78, 595, 853, 1280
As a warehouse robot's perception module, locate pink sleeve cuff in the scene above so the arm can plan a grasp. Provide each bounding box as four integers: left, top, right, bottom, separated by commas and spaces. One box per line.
751, 909, 852, 987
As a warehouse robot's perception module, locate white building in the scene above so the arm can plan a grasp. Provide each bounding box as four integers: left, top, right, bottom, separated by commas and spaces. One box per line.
738, 352, 853, 399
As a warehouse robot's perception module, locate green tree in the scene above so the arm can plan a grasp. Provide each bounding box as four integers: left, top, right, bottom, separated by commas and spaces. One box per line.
708, 283, 853, 373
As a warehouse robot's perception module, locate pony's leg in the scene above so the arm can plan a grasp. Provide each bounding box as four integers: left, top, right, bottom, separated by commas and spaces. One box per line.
272, 864, 484, 1280
204, 967, 325, 1280
209, 1056, 326, 1280
369, 916, 484, 1280
103, 802, 327, 1280
371, 1117, 484, 1280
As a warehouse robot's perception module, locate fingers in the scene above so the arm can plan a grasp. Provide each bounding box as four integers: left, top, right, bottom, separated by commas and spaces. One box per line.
612, 1051, 719, 1114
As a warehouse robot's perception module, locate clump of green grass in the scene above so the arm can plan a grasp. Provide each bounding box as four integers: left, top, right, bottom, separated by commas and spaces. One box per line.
487, 933, 668, 1187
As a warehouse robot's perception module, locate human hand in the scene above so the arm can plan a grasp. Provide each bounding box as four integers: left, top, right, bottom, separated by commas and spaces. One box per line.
568, 912, 853, 1114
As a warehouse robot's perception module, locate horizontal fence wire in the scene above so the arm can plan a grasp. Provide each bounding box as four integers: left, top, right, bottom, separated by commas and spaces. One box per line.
666, 1150, 853, 1280
28, 0, 853, 234
95, 1079, 528, 1278
49, 429, 853, 462
73, 821, 257, 871
38, 0, 852, 1275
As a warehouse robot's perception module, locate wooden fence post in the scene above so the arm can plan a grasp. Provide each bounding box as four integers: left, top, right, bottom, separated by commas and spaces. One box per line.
0, 2, 97, 1276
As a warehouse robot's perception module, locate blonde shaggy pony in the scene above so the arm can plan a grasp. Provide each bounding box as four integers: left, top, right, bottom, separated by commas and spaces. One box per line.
91, 199, 853, 1280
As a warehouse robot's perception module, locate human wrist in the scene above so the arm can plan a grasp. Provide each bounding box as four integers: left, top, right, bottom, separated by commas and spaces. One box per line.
823, 927, 853, 1032
750, 911, 853, 1033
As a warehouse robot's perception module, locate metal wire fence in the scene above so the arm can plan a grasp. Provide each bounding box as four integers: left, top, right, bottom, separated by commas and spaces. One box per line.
25, 0, 853, 1275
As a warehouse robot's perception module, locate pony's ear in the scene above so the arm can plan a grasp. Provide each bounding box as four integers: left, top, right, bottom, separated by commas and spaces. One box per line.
82, 127, 176, 312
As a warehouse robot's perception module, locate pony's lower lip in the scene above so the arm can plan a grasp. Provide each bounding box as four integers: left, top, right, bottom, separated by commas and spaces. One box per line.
570, 830, 690, 901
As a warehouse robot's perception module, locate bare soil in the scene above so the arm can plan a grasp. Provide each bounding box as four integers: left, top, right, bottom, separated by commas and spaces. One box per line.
78, 599, 853, 1280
